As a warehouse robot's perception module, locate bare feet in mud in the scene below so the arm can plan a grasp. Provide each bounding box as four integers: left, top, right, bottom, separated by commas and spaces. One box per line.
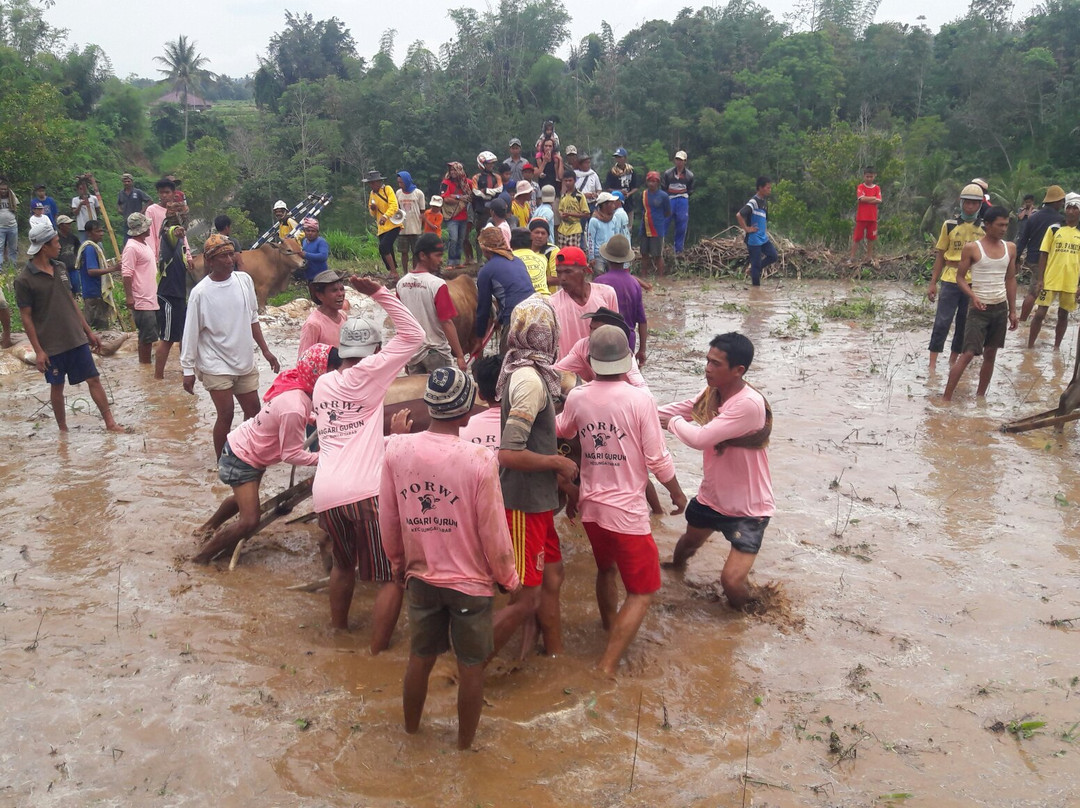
660, 559, 685, 573
106, 423, 127, 433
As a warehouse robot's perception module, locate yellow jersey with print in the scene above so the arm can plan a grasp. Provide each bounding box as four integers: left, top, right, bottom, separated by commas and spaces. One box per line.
935, 220, 984, 283
368, 186, 400, 235
557, 192, 589, 237
277, 217, 298, 240
1039, 223, 1080, 293
513, 248, 552, 296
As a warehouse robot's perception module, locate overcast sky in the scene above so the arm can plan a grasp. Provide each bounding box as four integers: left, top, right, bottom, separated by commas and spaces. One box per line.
49, 0, 1038, 80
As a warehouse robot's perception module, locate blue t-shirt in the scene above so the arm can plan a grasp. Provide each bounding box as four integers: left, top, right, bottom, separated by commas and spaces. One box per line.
640, 189, 671, 238
37, 196, 59, 224
302, 236, 329, 281
76, 242, 104, 298
476, 254, 535, 335
740, 194, 769, 246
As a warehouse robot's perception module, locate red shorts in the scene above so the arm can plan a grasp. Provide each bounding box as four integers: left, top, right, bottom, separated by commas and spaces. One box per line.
505, 509, 561, 587
583, 522, 661, 595
853, 220, 877, 242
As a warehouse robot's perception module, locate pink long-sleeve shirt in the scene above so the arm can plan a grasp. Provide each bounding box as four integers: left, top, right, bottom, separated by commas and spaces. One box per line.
553, 335, 649, 390
548, 284, 619, 359
312, 288, 424, 512
659, 385, 774, 518
379, 431, 520, 597
458, 406, 502, 453
556, 380, 676, 534
298, 308, 347, 356
226, 388, 318, 470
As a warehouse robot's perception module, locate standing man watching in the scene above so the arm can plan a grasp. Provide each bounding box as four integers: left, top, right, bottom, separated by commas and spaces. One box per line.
70, 176, 101, 244
943, 206, 1018, 401
1017, 186, 1066, 321
380, 367, 521, 750
300, 217, 329, 282
605, 148, 641, 228
154, 203, 191, 379
74, 219, 117, 330
14, 219, 123, 433
365, 170, 403, 279
556, 169, 590, 250
144, 179, 176, 260
548, 246, 619, 359
849, 167, 881, 263
273, 200, 298, 241
504, 138, 526, 182
181, 234, 280, 460
116, 173, 150, 241
1027, 192, 1080, 350
396, 233, 468, 373
120, 212, 159, 366
736, 177, 777, 287
659, 332, 773, 610
33, 184, 59, 225
661, 150, 694, 255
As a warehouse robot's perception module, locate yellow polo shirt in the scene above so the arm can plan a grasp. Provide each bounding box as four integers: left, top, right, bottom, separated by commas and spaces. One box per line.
935, 220, 984, 283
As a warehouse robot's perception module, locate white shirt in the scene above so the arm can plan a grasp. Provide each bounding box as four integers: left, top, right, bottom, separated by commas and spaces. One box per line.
181, 271, 259, 375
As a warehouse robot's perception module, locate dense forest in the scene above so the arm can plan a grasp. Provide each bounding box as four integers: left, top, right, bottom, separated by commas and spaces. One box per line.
2, 0, 1079, 250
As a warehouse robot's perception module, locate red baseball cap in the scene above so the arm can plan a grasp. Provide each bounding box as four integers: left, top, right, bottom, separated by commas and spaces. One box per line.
556, 246, 588, 267
522, 162, 534, 170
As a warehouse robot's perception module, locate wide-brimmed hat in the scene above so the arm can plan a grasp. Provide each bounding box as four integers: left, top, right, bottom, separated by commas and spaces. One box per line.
429, 195, 444, 208
581, 306, 631, 339
362, 170, 387, 183
515, 183, 533, 198
339, 316, 382, 358
1044, 185, 1066, 204
273, 199, 288, 211
127, 212, 151, 236
424, 366, 476, 420
311, 270, 342, 285
26, 219, 57, 255
589, 325, 633, 375
599, 234, 633, 265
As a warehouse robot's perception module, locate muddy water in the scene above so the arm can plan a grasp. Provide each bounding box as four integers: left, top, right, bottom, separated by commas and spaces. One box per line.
2, 280, 1078, 807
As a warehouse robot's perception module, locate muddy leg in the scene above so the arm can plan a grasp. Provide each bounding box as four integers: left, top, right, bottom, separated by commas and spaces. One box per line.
86, 376, 121, 431
943, 351, 975, 400
491, 586, 540, 656
976, 347, 998, 397
329, 563, 357, 630
1020, 291, 1038, 322
154, 341, 174, 379
598, 592, 653, 675
208, 389, 236, 462
1053, 307, 1069, 349
192, 482, 261, 564
663, 525, 713, 570
236, 390, 261, 421
1028, 306, 1048, 348
538, 560, 564, 655
50, 382, 68, 432
197, 494, 239, 535
137, 341, 152, 365
720, 548, 758, 609
595, 565, 620, 631
370, 580, 404, 654
456, 661, 486, 750
403, 654, 438, 734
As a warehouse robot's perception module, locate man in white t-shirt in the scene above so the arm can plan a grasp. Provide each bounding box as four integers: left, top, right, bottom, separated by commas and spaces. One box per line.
395, 234, 467, 374
181, 234, 280, 460
395, 171, 426, 273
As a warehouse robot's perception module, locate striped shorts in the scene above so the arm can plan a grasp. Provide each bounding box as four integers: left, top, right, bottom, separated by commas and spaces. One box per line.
321, 497, 393, 581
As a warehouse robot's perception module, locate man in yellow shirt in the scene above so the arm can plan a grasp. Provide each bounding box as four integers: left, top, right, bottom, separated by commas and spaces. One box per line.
927, 184, 985, 372
1028, 192, 1080, 349
364, 169, 402, 279
272, 200, 298, 241
556, 169, 590, 250
510, 227, 551, 296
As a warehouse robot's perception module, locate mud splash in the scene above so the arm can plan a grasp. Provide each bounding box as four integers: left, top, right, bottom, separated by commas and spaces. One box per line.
1, 279, 1078, 807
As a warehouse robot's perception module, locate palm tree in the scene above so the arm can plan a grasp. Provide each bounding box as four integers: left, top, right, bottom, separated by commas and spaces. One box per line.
154, 36, 212, 146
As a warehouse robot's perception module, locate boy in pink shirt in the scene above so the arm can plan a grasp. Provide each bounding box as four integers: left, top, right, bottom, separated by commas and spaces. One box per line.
194, 343, 337, 564
313, 277, 424, 651
458, 355, 502, 452
298, 270, 348, 357
380, 367, 520, 750
556, 326, 686, 675
120, 212, 159, 365
658, 332, 774, 610
547, 247, 618, 358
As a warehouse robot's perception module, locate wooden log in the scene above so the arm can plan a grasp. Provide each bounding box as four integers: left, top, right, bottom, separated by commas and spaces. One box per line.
1001, 410, 1080, 433
286, 576, 331, 593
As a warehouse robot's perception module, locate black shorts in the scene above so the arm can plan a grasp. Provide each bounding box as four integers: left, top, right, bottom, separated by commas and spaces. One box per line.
218, 440, 264, 486
378, 229, 400, 257
685, 497, 769, 554
132, 309, 159, 344
44, 343, 99, 386
156, 295, 186, 343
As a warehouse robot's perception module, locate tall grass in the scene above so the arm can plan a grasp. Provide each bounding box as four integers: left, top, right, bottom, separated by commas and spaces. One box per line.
323, 230, 379, 261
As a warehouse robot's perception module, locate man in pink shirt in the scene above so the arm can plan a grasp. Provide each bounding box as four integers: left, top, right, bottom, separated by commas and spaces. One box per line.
547, 246, 618, 358
298, 270, 348, 357
144, 178, 175, 260
557, 326, 686, 674
380, 367, 520, 750
458, 355, 502, 452
658, 332, 774, 610
313, 277, 424, 651
120, 212, 159, 365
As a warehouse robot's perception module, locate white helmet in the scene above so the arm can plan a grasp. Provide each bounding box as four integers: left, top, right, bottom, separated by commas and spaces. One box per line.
477, 151, 497, 169
273, 199, 288, 211
959, 184, 984, 201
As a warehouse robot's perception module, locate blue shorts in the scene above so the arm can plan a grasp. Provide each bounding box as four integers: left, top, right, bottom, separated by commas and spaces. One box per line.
685, 497, 769, 554
44, 343, 99, 386
217, 440, 264, 486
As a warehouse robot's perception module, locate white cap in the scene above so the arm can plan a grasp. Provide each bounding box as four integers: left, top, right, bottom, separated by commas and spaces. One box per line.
273, 200, 288, 210
26, 219, 57, 255
339, 317, 382, 358
675, 150, 688, 160
595, 191, 618, 206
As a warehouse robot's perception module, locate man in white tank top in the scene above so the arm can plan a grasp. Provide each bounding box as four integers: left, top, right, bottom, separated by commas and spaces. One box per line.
944, 206, 1018, 401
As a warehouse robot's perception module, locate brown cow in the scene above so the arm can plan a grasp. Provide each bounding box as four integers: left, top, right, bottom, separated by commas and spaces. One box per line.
189, 238, 307, 309
445, 273, 482, 358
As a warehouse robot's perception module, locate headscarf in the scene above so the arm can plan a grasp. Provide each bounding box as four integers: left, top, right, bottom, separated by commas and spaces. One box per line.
263, 343, 333, 403
495, 295, 562, 401
479, 226, 513, 260
691, 384, 773, 455
302, 217, 320, 231
446, 162, 465, 180
397, 171, 416, 193
202, 233, 234, 259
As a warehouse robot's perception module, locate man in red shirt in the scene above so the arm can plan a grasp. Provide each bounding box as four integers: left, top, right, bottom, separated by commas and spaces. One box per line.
850, 167, 882, 262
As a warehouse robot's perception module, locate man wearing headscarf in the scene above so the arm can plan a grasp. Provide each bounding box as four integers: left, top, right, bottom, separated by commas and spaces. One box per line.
300, 217, 329, 282
395, 171, 426, 273
474, 227, 536, 352
491, 296, 579, 659
440, 162, 473, 267
193, 343, 338, 563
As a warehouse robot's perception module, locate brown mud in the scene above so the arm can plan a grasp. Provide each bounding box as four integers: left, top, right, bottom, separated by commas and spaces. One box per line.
2, 279, 1078, 807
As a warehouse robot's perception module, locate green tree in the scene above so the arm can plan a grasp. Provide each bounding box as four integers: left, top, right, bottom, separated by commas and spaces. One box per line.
177, 136, 236, 227
154, 35, 212, 146
0, 0, 66, 62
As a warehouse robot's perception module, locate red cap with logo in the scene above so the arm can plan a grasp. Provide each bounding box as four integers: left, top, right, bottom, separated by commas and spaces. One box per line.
556, 246, 588, 267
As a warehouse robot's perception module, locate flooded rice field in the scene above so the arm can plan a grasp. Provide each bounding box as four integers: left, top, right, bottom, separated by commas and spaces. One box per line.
1, 278, 1078, 807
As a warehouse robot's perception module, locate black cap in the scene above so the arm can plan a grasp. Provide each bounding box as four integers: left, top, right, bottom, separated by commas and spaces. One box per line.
486, 197, 508, 215
414, 232, 444, 257
581, 306, 631, 340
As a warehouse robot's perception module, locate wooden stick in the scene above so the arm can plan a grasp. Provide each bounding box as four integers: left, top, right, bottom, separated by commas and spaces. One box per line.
86, 173, 129, 330
286, 576, 331, 592
211, 477, 314, 564
1002, 410, 1080, 433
